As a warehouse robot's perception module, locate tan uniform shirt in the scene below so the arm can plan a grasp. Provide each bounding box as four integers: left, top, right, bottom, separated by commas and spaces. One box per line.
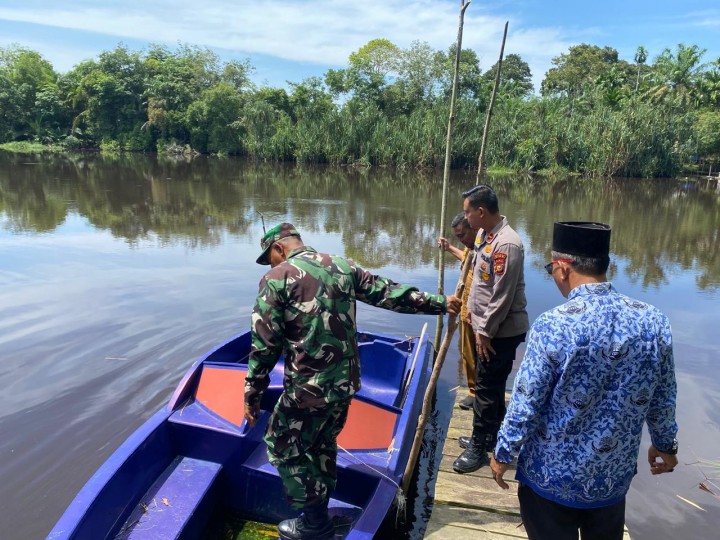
468, 216, 529, 339
460, 248, 473, 321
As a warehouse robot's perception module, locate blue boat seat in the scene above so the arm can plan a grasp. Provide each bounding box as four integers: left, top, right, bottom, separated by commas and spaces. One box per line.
115, 456, 222, 539
356, 340, 407, 408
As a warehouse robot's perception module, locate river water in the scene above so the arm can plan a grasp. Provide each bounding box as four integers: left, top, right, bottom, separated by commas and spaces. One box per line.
0, 153, 718, 539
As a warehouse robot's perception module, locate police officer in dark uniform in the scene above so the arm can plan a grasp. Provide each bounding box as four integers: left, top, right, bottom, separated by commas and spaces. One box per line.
453, 185, 529, 473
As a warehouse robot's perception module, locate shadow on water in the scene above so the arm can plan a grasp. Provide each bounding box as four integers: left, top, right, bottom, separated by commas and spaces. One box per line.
374, 379, 454, 540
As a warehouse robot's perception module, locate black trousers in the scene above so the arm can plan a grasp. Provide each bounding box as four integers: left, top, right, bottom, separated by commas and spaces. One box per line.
518, 483, 625, 540
471, 333, 525, 439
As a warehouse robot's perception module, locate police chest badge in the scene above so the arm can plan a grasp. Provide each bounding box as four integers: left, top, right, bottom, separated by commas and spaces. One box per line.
481, 272, 491, 281
493, 252, 508, 275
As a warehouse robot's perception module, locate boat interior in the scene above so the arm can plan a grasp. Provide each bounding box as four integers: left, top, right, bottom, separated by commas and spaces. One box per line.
59, 332, 425, 539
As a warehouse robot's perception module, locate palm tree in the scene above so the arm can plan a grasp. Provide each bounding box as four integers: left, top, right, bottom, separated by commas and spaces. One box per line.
647, 43, 707, 107
634, 46, 648, 91
699, 59, 720, 107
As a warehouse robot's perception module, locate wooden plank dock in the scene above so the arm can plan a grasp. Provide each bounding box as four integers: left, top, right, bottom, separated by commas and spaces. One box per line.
424, 393, 631, 539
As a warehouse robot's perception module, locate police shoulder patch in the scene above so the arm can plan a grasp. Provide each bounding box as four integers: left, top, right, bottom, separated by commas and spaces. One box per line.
493, 252, 508, 275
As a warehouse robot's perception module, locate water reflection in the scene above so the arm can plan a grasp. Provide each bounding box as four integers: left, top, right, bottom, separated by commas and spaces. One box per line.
0, 153, 719, 540
1, 153, 718, 287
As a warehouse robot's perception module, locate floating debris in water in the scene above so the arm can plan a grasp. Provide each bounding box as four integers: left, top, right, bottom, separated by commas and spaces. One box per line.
676, 494, 706, 511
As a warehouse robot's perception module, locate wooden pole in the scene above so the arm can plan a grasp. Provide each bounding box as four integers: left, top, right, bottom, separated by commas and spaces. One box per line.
434, 0, 471, 351
476, 21, 508, 184
404, 18, 513, 496
402, 254, 472, 493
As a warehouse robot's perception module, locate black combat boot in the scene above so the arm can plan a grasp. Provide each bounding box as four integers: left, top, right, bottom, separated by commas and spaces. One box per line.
278, 505, 334, 540
452, 435, 490, 474
458, 433, 497, 450
458, 394, 475, 410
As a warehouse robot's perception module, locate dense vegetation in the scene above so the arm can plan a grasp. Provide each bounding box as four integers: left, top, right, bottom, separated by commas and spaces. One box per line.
1, 39, 719, 177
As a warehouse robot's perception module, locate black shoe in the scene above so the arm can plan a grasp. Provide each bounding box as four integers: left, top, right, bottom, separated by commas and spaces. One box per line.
459, 434, 497, 450
458, 395, 474, 410
452, 439, 489, 474
278, 514, 334, 540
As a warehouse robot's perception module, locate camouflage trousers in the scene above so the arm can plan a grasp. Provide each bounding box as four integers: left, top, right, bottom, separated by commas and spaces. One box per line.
264, 393, 351, 510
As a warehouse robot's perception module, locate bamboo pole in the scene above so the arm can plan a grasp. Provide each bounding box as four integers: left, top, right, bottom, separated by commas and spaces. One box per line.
402, 254, 472, 493
406, 0, 471, 494
404, 14, 511, 497
434, 0, 471, 352
476, 21, 508, 184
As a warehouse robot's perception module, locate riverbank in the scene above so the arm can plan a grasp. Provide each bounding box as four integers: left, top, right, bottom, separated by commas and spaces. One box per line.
1, 143, 716, 181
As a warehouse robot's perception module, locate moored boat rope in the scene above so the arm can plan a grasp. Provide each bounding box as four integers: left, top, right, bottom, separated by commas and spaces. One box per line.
337, 443, 407, 521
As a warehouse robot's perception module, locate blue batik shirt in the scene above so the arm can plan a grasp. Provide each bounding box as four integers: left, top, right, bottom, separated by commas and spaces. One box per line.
495, 282, 678, 509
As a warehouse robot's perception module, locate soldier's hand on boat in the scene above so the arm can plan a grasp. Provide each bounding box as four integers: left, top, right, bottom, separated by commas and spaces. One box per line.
490, 456, 509, 489
244, 401, 260, 427
648, 445, 678, 475
445, 294, 461, 314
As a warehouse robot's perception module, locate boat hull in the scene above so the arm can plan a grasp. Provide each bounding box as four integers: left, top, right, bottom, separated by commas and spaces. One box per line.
48, 328, 432, 539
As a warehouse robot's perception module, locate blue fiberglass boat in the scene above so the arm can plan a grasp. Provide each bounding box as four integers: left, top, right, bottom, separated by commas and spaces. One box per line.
47, 326, 432, 540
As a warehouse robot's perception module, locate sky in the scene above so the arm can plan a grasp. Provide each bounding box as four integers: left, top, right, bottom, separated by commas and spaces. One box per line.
0, 0, 719, 94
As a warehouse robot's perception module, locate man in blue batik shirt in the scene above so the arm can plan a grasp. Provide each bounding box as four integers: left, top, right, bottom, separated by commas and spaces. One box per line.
490, 221, 678, 540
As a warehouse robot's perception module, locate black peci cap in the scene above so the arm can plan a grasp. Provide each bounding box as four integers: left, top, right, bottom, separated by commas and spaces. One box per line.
552, 222, 611, 258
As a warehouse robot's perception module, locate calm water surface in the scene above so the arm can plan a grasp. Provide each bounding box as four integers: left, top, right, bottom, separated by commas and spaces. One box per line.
0, 153, 718, 539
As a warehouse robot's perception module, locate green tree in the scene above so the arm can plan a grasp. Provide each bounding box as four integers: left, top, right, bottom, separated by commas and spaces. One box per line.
634, 46, 648, 91
698, 58, 720, 108
239, 87, 293, 159
481, 53, 533, 97
185, 82, 243, 154
348, 38, 400, 78
143, 44, 227, 147
288, 77, 335, 121
541, 44, 632, 97
695, 110, 720, 159
647, 43, 707, 107
64, 45, 147, 147
439, 44, 483, 100
221, 58, 255, 92
0, 46, 61, 142
326, 39, 402, 111
396, 40, 444, 103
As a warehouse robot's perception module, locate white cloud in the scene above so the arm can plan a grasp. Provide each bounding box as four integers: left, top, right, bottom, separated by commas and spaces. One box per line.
0, 0, 579, 89
696, 17, 720, 28
682, 9, 720, 28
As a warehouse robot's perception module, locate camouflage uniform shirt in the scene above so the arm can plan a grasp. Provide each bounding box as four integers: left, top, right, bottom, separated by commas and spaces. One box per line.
246, 246, 448, 409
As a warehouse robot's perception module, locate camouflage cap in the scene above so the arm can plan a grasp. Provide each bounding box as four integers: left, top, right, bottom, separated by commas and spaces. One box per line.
256, 222, 301, 265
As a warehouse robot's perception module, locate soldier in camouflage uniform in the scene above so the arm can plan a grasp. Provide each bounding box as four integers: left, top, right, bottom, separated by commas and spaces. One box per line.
244, 223, 460, 540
